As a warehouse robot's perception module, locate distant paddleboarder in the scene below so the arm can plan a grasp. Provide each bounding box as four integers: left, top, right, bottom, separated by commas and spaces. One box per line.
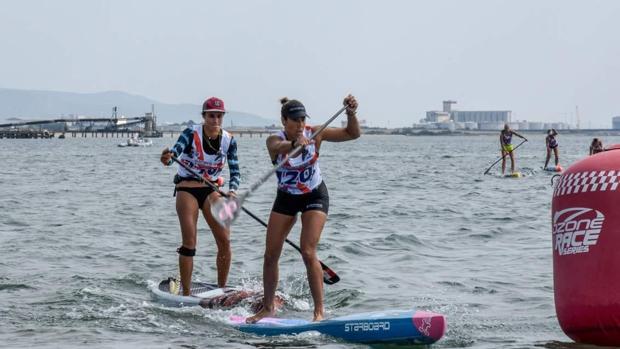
590, 138, 604, 155
544, 128, 560, 169
246, 94, 361, 324
499, 124, 527, 175
160, 97, 241, 296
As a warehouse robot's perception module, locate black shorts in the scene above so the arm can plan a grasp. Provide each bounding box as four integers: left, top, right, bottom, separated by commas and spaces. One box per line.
175, 186, 215, 209
272, 181, 329, 216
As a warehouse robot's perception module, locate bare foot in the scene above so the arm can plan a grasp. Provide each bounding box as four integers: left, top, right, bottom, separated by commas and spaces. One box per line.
246, 306, 275, 324
312, 311, 324, 322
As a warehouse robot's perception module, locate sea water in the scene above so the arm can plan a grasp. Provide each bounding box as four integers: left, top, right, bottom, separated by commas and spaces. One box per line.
1, 133, 617, 348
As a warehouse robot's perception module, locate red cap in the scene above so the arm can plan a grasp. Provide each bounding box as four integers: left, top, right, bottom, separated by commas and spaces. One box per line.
202, 97, 225, 113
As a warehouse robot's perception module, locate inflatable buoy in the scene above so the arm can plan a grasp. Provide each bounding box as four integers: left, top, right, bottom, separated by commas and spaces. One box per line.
552, 144, 620, 346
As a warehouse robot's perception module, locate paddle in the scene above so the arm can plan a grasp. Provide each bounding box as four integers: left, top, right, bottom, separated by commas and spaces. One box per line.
170, 155, 340, 285
483, 139, 527, 175
211, 104, 348, 228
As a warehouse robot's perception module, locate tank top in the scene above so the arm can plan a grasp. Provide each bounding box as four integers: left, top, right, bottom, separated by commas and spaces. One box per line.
502, 131, 512, 145
274, 127, 322, 194
177, 125, 232, 182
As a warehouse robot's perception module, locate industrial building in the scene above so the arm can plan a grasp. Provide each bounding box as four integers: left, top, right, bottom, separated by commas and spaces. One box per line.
421, 100, 511, 130
416, 100, 570, 131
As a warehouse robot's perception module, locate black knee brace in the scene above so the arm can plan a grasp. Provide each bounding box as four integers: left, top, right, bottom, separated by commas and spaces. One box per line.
177, 246, 196, 257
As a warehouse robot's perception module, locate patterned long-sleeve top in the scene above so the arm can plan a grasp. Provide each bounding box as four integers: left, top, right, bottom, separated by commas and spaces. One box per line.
170, 127, 240, 192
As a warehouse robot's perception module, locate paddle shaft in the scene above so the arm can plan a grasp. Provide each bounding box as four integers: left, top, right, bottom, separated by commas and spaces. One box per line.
170, 156, 340, 284
483, 139, 527, 175
240, 105, 348, 202
233, 202, 336, 279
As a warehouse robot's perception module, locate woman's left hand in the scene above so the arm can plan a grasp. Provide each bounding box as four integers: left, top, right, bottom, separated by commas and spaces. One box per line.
343, 94, 358, 115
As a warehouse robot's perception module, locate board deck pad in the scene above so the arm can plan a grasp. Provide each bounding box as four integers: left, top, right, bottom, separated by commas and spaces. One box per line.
151, 278, 240, 306
157, 278, 219, 295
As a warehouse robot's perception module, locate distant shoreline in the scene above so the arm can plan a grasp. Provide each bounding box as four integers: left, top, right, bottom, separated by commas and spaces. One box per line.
361, 128, 620, 136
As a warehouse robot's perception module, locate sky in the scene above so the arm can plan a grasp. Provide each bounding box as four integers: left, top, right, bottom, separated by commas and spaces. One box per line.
1, 0, 619, 128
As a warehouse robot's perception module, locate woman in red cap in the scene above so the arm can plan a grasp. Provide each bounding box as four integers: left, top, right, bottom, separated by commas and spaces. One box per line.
246, 94, 361, 323
160, 97, 240, 296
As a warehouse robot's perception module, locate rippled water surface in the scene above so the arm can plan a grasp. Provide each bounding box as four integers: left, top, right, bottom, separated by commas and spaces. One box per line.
2, 133, 618, 348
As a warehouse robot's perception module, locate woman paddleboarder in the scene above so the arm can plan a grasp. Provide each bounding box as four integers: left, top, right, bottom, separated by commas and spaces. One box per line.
500, 123, 527, 175
246, 94, 361, 323
590, 138, 604, 155
544, 128, 560, 169
160, 97, 240, 296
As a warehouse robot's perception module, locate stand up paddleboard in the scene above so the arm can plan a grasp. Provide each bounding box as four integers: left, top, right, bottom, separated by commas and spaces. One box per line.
230, 309, 445, 344
504, 171, 522, 178
150, 277, 241, 306
544, 165, 563, 172
151, 279, 446, 344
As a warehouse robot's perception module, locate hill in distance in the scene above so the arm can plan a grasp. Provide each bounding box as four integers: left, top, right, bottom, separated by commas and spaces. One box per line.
0, 88, 277, 127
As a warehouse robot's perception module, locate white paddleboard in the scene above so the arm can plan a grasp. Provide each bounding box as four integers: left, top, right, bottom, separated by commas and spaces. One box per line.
150, 277, 241, 306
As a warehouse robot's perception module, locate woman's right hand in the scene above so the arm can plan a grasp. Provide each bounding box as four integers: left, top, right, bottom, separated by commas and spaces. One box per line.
161, 148, 172, 166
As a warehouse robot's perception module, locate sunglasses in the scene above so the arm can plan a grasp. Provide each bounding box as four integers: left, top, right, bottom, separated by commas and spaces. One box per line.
203, 113, 224, 119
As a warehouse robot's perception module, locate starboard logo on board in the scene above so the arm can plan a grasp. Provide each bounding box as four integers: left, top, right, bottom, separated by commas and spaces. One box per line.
344, 321, 391, 332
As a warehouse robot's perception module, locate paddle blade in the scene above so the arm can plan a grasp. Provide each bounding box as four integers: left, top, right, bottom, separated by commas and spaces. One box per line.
320, 261, 340, 285
211, 196, 242, 228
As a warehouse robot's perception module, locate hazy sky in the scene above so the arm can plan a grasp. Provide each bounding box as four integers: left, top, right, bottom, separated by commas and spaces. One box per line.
1, 0, 619, 127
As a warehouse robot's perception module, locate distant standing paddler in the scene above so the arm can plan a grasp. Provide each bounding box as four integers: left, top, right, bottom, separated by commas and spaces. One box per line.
500, 123, 527, 175
159, 97, 240, 296
544, 128, 560, 169
590, 138, 604, 155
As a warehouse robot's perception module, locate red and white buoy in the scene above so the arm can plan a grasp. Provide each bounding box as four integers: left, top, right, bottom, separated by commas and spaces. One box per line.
552, 145, 620, 346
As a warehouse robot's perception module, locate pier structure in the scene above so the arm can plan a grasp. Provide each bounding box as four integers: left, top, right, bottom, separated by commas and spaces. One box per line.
163, 128, 277, 139
0, 105, 162, 139
0, 127, 275, 140
0, 104, 277, 139
0, 129, 55, 139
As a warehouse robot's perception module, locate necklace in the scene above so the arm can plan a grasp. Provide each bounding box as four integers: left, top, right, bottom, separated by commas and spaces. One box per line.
203, 127, 221, 153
